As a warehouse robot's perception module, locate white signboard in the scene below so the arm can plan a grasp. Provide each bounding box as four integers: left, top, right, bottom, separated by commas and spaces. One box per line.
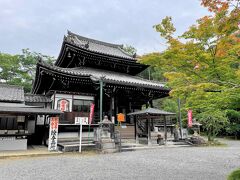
37, 115, 45, 125
48, 117, 59, 151
75, 117, 80, 124
75, 117, 88, 125
17, 116, 25, 122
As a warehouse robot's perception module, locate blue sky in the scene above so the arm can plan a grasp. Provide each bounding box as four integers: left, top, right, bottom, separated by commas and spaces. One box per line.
0, 0, 209, 57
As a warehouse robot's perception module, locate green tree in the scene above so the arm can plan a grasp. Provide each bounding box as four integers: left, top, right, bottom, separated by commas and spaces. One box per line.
122, 45, 137, 56
226, 110, 240, 139
196, 110, 228, 141
228, 168, 240, 180
0, 53, 21, 83
140, 0, 240, 141
139, 53, 166, 81
0, 49, 55, 92
18, 49, 55, 92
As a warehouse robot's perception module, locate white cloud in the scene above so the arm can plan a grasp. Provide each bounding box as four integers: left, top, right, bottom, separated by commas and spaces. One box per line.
0, 0, 209, 57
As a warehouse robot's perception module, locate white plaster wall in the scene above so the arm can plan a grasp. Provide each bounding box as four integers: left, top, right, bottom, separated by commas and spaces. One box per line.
0, 138, 27, 151
53, 94, 73, 112
51, 93, 94, 112
73, 95, 94, 100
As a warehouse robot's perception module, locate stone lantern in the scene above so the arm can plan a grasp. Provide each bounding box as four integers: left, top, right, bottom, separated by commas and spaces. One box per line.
95, 116, 118, 153
99, 116, 114, 138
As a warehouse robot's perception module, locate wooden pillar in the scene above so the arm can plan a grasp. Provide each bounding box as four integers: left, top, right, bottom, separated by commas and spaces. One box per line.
146, 102, 149, 108
109, 95, 112, 117
147, 115, 151, 146
164, 115, 167, 145
129, 101, 132, 111
99, 79, 103, 122
110, 96, 115, 123
53, 91, 56, 109
109, 97, 111, 118
115, 97, 118, 115
149, 100, 153, 108
135, 117, 139, 143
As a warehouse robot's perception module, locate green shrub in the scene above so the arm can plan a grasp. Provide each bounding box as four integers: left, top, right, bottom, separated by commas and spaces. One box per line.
228, 168, 240, 180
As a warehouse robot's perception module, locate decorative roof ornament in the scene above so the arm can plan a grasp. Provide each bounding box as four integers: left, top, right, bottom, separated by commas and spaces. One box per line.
84, 42, 89, 49
64, 31, 137, 60
133, 53, 137, 58
67, 52, 71, 58
37, 56, 43, 63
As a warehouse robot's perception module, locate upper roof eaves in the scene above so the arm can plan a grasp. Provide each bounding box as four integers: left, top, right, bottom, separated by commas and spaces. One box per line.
36, 61, 166, 91
128, 108, 176, 116
65, 31, 136, 60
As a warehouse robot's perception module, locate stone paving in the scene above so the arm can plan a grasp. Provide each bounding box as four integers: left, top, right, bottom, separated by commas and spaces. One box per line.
0, 145, 61, 159
0, 139, 239, 180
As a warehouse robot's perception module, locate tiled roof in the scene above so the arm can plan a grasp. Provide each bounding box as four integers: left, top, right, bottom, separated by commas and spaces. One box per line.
39, 62, 167, 90
25, 94, 51, 103
65, 31, 136, 60
0, 102, 40, 107
0, 105, 62, 115
128, 108, 176, 116
0, 84, 24, 102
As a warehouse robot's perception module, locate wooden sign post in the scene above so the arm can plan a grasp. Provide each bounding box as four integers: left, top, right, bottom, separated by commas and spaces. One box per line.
79, 119, 83, 153
117, 113, 125, 126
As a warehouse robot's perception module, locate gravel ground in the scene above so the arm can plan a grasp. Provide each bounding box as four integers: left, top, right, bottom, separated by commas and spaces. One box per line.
0, 140, 240, 180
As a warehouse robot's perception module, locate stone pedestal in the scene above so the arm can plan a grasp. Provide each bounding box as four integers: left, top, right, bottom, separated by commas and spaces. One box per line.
95, 116, 119, 153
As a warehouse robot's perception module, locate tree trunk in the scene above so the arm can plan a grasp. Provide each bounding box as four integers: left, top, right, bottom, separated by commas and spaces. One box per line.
208, 129, 214, 142
208, 133, 212, 141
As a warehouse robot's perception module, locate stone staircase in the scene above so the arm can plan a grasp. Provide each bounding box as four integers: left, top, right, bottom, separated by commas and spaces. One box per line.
120, 139, 191, 152
58, 138, 96, 152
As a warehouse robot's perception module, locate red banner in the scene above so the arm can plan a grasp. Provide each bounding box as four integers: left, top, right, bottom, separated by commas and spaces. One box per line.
57, 99, 69, 112
188, 110, 193, 128
48, 117, 59, 151
89, 103, 95, 125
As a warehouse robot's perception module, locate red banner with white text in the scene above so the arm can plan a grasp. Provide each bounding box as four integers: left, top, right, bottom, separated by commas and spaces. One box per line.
48, 117, 59, 151
188, 110, 193, 128
89, 103, 95, 125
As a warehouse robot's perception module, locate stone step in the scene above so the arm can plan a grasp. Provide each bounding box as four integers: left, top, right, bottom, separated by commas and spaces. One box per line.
58, 143, 96, 152
58, 137, 94, 141
59, 143, 95, 147
101, 139, 115, 143
100, 149, 118, 154
167, 141, 189, 146
58, 140, 94, 145
121, 144, 191, 152
101, 142, 116, 150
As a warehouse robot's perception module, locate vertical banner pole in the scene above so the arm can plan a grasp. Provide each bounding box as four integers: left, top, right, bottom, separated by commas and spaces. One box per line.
88, 124, 90, 144
164, 115, 167, 145
100, 79, 103, 122
178, 98, 183, 139
79, 120, 82, 153
88, 103, 95, 144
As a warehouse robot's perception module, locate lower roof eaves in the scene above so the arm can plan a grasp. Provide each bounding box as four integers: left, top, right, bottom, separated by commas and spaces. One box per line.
0, 105, 62, 115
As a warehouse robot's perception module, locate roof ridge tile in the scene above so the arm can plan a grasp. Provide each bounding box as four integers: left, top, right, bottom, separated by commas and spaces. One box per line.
66, 31, 136, 60
68, 30, 121, 48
